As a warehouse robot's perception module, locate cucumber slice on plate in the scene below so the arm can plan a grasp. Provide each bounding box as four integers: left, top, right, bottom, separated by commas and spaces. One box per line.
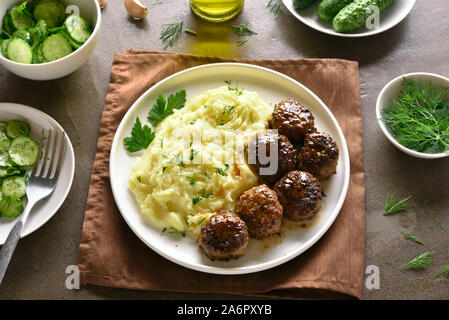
33, 1, 62, 29
64, 14, 92, 44
41, 32, 72, 62
0, 140, 11, 167
6, 120, 31, 139
8, 136, 39, 167
0, 196, 24, 218
10, 5, 34, 31
2, 176, 27, 198
6, 38, 33, 64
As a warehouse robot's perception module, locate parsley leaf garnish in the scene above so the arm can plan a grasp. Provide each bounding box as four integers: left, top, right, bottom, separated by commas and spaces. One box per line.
147, 90, 187, 126
123, 117, 155, 152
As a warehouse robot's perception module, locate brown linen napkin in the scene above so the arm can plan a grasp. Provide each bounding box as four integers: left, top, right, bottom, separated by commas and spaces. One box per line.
77, 50, 365, 300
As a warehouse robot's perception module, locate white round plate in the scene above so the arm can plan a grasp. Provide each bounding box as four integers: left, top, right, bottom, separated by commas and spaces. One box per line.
110, 63, 350, 275
282, 0, 416, 37
0, 103, 75, 245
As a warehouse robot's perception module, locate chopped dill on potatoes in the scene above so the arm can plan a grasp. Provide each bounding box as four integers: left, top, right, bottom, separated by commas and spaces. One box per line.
223, 105, 237, 115
381, 79, 449, 153
214, 164, 230, 176
169, 227, 186, 237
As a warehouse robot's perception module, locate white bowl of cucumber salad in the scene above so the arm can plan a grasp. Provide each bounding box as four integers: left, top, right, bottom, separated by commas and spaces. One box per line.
0, 0, 101, 80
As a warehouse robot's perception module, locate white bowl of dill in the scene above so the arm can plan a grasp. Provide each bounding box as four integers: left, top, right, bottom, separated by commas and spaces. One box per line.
377, 72, 449, 159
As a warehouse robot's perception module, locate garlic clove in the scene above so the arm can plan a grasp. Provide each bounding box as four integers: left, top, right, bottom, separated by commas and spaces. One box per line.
124, 0, 149, 20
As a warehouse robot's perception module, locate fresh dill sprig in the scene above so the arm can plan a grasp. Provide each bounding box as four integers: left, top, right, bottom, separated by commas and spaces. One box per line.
381, 78, 449, 154
226, 23, 257, 36
184, 29, 197, 36
383, 194, 411, 215
401, 232, 425, 245
160, 21, 183, 48
236, 38, 248, 46
401, 251, 435, 271
169, 227, 186, 237
431, 218, 445, 233
419, 199, 430, 207
435, 265, 449, 278
266, 0, 283, 19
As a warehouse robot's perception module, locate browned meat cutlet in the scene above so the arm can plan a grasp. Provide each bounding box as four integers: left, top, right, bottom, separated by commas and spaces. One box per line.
245, 130, 297, 185
299, 130, 339, 181
197, 211, 249, 261
274, 171, 323, 221
237, 184, 283, 239
269, 99, 315, 145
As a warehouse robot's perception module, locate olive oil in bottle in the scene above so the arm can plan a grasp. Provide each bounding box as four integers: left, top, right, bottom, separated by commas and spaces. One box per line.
190, 0, 244, 22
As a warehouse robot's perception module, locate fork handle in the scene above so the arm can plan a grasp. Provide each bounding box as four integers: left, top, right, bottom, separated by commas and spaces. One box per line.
0, 200, 35, 285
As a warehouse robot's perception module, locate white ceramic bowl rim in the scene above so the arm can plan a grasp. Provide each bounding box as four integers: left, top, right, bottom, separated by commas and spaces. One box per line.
376, 72, 449, 159
0, 0, 101, 67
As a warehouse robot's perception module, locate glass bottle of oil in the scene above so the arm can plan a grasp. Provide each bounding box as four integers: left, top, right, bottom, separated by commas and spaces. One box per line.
190, 0, 244, 23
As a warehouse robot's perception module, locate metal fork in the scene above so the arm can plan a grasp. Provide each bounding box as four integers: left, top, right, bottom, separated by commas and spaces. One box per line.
0, 129, 66, 285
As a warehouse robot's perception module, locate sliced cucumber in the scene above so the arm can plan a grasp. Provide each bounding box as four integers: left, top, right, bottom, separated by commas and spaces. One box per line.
0, 140, 11, 167
6, 38, 33, 64
10, 5, 34, 31
2, 176, 27, 198
8, 136, 39, 167
35, 19, 48, 38
33, 1, 61, 29
0, 167, 23, 178
0, 122, 7, 129
2, 12, 14, 36
0, 196, 24, 218
63, 31, 80, 49
41, 32, 72, 62
12, 30, 32, 45
6, 120, 31, 139
1, 39, 10, 57
64, 14, 92, 44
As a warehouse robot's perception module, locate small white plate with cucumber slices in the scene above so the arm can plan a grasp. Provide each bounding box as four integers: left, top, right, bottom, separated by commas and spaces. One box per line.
0, 103, 75, 245
283, 0, 416, 37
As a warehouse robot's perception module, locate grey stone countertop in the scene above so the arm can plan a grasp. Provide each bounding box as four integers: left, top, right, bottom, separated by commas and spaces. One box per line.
0, 0, 448, 299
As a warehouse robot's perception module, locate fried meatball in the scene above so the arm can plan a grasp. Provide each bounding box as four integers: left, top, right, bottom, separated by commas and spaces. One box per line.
237, 185, 283, 239
197, 211, 249, 261
299, 131, 339, 180
269, 99, 315, 145
274, 171, 323, 221
246, 130, 297, 185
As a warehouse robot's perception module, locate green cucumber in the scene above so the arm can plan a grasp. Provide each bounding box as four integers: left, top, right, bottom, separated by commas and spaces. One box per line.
8, 136, 39, 167
317, 0, 355, 21
12, 30, 32, 45
0, 196, 24, 218
41, 32, 72, 62
33, 1, 61, 29
333, 0, 395, 33
0, 140, 11, 167
0, 167, 23, 178
2, 12, 14, 36
293, 0, 319, 10
1, 39, 10, 57
10, 5, 34, 31
2, 176, 27, 198
6, 120, 31, 139
64, 15, 92, 44
6, 38, 33, 64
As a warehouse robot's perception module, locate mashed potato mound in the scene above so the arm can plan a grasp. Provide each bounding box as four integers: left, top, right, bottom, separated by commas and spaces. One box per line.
129, 86, 272, 235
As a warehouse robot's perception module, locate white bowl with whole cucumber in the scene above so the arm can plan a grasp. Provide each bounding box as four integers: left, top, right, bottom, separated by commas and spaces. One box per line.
0, 0, 101, 80
283, 0, 416, 37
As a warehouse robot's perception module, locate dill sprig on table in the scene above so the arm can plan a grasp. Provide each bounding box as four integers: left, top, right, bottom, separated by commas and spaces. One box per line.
401, 251, 434, 271
266, 0, 283, 19
381, 78, 449, 154
401, 232, 424, 245
435, 265, 449, 278
383, 194, 411, 215
160, 21, 183, 48
226, 23, 257, 36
